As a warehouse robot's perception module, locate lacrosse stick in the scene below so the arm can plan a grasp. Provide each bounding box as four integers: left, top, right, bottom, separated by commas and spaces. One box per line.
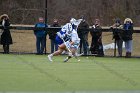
61, 38, 71, 52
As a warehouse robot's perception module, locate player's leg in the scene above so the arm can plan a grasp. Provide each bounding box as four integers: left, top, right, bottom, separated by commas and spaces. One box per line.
48, 43, 66, 62
64, 47, 76, 62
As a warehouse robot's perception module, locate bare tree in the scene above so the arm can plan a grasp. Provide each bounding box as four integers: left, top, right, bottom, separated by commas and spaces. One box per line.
0, 0, 140, 25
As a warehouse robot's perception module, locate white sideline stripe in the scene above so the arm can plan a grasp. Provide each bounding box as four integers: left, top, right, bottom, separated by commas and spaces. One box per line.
0, 91, 140, 93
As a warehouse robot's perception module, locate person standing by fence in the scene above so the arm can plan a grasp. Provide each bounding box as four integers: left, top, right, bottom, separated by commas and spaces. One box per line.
78, 16, 89, 55
111, 18, 123, 57
122, 18, 133, 58
0, 14, 13, 54
34, 17, 48, 55
90, 19, 104, 56
48, 19, 60, 53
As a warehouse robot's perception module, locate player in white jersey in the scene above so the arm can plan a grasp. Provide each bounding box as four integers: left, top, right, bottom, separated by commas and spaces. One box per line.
48, 18, 81, 62
63, 28, 81, 62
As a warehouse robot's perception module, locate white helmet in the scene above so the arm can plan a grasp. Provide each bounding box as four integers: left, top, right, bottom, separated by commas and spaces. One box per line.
70, 18, 76, 25
66, 23, 73, 35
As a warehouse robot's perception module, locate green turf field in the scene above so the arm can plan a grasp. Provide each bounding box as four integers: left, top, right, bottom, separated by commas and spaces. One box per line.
0, 54, 140, 93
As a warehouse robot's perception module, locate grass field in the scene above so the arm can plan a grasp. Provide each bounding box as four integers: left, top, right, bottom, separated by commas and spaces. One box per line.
0, 54, 140, 93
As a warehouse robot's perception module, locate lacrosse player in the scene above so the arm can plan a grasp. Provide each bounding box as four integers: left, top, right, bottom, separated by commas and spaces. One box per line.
63, 27, 81, 62
48, 18, 82, 62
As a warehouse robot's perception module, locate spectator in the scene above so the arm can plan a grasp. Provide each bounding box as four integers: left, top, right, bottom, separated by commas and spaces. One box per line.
90, 19, 104, 56
0, 14, 13, 54
34, 17, 48, 55
78, 16, 89, 55
111, 18, 123, 57
122, 18, 133, 58
49, 19, 60, 53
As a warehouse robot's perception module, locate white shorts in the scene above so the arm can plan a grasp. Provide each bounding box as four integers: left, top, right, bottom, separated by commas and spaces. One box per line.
71, 44, 79, 50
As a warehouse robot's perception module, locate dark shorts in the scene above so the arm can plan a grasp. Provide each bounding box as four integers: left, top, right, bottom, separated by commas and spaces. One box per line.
55, 35, 63, 45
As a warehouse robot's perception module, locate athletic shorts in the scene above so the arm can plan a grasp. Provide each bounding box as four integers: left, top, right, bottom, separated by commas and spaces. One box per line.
71, 44, 79, 49
55, 35, 63, 45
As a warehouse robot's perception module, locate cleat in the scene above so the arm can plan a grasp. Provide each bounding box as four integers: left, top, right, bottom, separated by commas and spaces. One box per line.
78, 59, 80, 62
48, 54, 53, 62
64, 57, 69, 62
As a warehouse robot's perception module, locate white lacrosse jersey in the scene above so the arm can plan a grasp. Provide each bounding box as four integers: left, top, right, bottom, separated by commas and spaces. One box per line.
71, 29, 80, 49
